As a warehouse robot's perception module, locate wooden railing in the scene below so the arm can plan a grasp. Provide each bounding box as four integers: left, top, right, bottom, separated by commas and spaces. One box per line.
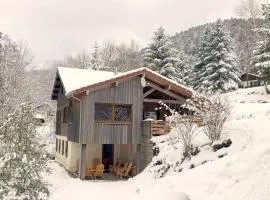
142, 116, 204, 137
150, 121, 170, 136
149, 116, 203, 136
182, 116, 204, 127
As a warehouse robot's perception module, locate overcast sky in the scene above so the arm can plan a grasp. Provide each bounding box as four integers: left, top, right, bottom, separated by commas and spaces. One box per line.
1, 0, 245, 64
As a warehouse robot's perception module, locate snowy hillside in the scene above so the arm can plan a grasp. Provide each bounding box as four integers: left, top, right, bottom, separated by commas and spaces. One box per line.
46, 86, 270, 200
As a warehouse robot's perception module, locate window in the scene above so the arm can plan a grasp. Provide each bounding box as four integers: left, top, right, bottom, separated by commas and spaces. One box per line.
95, 104, 113, 121
65, 141, 68, 157
56, 139, 58, 152
62, 140, 64, 155
68, 100, 72, 123
115, 105, 131, 121
58, 139, 61, 153
95, 103, 131, 122
63, 106, 68, 123
56, 110, 61, 134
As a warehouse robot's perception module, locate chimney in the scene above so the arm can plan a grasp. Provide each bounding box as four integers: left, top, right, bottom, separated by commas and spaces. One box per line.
114, 67, 118, 76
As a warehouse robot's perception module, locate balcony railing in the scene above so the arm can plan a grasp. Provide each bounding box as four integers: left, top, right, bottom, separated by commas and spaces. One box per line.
150, 121, 170, 136
142, 116, 204, 137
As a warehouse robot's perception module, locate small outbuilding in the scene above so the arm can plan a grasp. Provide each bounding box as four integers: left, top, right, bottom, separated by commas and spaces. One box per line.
240, 73, 263, 88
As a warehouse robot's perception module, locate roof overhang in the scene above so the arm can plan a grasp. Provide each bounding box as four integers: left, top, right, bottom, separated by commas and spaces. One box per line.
72, 68, 193, 99
51, 67, 194, 101
51, 70, 65, 100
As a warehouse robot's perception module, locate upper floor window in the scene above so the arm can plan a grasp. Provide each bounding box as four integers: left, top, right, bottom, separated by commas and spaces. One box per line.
95, 103, 132, 122
63, 106, 68, 123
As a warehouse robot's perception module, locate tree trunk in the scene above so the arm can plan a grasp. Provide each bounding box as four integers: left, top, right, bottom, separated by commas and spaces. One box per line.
265, 82, 270, 94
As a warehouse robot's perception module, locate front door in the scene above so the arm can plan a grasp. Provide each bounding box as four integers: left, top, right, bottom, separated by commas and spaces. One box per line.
102, 144, 114, 171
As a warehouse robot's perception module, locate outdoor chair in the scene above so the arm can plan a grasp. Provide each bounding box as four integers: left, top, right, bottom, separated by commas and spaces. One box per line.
109, 161, 120, 174
85, 164, 94, 178
119, 162, 133, 178
116, 162, 128, 177
93, 163, 104, 179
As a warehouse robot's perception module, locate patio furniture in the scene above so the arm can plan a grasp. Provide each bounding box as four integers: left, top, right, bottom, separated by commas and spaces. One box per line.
119, 162, 133, 178
85, 164, 94, 178
116, 162, 128, 177
93, 163, 104, 179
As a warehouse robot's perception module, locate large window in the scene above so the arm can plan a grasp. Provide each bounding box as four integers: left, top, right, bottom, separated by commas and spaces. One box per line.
95, 103, 132, 122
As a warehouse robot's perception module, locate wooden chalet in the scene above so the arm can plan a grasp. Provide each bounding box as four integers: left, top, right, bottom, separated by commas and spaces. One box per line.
51, 67, 193, 179
240, 73, 263, 88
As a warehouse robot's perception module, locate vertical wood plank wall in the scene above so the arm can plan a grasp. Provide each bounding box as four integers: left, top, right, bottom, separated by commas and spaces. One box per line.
81, 77, 143, 144
56, 94, 80, 142
56, 94, 69, 136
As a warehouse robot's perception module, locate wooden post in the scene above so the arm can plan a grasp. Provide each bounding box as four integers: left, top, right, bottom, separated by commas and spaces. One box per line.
79, 144, 86, 180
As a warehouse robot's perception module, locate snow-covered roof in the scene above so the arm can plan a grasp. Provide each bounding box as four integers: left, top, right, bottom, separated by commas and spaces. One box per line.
240, 72, 262, 78
51, 67, 193, 100
52, 67, 116, 98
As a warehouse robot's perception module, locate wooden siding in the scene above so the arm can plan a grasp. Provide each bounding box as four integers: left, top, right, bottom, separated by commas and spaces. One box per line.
56, 94, 69, 136
56, 94, 79, 142
94, 123, 133, 144
68, 100, 80, 142
81, 77, 143, 144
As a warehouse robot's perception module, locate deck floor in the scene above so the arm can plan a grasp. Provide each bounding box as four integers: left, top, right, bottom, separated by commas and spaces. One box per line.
84, 172, 128, 181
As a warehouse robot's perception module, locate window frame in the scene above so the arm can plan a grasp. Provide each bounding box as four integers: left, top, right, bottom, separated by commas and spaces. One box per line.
63, 106, 68, 123
56, 139, 58, 152
58, 139, 61, 153
94, 103, 132, 124
61, 140, 64, 155
65, 141, 68, 157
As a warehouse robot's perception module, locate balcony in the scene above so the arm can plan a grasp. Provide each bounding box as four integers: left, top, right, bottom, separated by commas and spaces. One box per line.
142, 116, 203, 138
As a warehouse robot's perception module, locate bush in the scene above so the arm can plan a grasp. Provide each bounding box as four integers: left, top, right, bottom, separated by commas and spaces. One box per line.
184, 93, 230, 144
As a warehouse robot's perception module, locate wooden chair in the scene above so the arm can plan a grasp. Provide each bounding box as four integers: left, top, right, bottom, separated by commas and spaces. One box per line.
131, 165, 137, 176
119, 162, 133, 178
92, 158, 101, 168
113, 162, 121, 175
109, 162, 118, 173
116, 162, 128, 177
93, 163, 104, 179
85, 164, 94, 178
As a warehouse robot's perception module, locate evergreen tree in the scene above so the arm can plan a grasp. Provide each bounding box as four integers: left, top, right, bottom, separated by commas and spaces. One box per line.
143, 26, 184, 83
191, 28, 212, 89
89, 42, 104, 70
253, 4, 270, 93
193, 20, 242, 93
0, 104, 49, 200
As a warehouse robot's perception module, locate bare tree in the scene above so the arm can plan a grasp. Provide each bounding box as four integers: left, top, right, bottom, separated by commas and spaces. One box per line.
161, 103, 198, 159
99, 40, 117, 70
236, 0, 262, 29
0, 34, 32, 121
184, 93, 230, 144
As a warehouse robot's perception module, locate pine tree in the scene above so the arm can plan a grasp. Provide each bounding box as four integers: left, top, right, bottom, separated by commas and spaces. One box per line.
143, 26, 184, 83
0, 104, 49, 200
191, 28, 212, 89
193, 20, 242, 93
89, 42, 104, 70
253, 4, 270, 93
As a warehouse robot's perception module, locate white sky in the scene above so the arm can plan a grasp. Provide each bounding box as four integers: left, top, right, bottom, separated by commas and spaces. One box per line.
0, 0, 245, 64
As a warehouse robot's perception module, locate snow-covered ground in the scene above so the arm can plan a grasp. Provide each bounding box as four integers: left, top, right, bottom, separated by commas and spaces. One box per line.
45, 86, 270, 200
